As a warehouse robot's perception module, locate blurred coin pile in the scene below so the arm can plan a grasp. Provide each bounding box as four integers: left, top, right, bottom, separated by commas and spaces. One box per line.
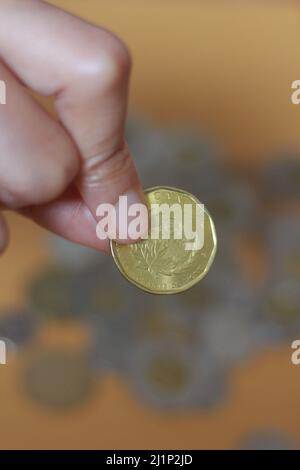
1, 118, 299, 448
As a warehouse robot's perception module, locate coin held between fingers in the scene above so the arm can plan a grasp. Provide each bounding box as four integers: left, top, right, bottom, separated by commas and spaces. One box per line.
110, 186, 217, 294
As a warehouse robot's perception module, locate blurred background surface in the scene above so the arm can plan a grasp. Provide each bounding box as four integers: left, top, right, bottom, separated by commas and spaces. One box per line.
0, 0, 300, 450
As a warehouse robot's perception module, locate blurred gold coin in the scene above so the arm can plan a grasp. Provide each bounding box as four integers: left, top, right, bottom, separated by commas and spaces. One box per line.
111, 187, 217, 294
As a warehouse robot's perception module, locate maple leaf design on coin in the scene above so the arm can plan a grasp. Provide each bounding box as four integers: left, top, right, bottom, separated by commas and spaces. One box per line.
130, 240, 197, 277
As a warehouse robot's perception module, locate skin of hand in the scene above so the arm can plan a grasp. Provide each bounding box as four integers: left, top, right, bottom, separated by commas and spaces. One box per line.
0, 0, 147, 255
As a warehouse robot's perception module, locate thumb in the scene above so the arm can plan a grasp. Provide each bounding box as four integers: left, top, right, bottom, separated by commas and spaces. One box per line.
77, 139, 147, 243
51, 26, 148, 243
0, 1, 147, 243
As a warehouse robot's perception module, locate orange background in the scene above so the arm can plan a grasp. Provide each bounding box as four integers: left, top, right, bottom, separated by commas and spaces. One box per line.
0, 0, 300, 449
50, 0, 300, 166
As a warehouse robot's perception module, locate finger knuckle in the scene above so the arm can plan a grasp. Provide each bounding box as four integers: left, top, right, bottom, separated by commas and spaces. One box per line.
81, 145, 135, 188
75, 29, 132, 90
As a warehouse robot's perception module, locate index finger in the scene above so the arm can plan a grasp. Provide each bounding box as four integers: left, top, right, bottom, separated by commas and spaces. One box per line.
0, 0, 146, 237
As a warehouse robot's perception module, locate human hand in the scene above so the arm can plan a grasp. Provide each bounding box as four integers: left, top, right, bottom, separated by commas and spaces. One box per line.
0, 0, 146, 255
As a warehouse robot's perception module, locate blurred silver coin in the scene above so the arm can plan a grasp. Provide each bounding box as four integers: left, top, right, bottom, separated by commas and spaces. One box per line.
193, 347, 228, 409
28, 268, 76, 320
87, 312, 132, 373
221, 281, 259, 313
168, 126, 221, 166
81, 258, 144, 371
88, 294, 196, 374
23, 348, 94, 409
205, 180, 259, 241
165, 127, 224, 199
127, 119, 176, 186
134, 295, 195, 344
170, 242, 260, 323
47, 234, 105, 271
197, 256, 258, 313
72, 261, 138, 318
170, 281, 216, 316
198, 304, 276, 365
258, 153, 300, 201
127, 341, 200, 409
126, 117, 223, 196
239, 429, 297, 450
266, 214, 300, 280
0, 310, 38, 346
127, 340, 227, 410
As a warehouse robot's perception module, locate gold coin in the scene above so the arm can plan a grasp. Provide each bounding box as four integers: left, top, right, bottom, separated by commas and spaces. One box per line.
110, 186, 217, 294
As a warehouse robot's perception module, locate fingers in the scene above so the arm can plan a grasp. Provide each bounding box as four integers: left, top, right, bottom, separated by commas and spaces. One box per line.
22, 185, 110, 252
0, 56, 103, 251
0, 61, 79, 209
0, 213, 9, 255
0, 0, 146, 241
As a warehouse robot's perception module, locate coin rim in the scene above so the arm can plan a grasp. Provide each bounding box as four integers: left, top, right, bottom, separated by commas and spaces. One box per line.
110, 186, 218, 295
